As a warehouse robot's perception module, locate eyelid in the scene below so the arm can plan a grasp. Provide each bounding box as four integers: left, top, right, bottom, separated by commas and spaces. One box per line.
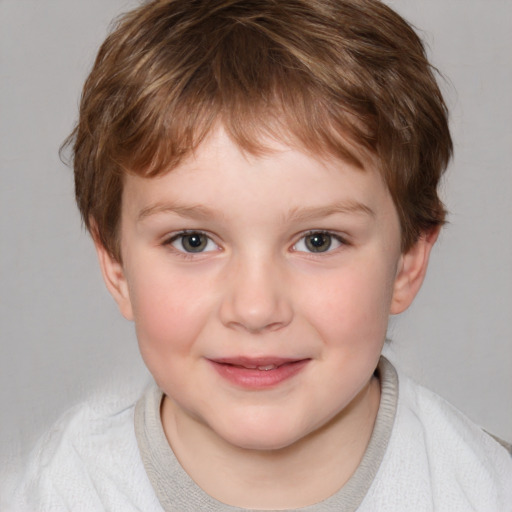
160, 229, 348, 256
163, 230, 221, 255
292, 230, 348, 254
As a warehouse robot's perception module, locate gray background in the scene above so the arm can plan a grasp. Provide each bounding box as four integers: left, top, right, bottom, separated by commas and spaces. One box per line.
1, 0, 511, 471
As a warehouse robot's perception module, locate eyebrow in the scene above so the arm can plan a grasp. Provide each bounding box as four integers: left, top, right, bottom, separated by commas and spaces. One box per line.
137, 199, 374, 223
137, 201, 218, 222
285, 201, 375, 223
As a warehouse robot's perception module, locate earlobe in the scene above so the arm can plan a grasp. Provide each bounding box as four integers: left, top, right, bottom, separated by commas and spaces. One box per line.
93, 236, 134, 321
390, 227, 440, 315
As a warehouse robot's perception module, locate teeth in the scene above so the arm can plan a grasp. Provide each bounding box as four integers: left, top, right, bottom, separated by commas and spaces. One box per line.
230, 363, 280, 370
257, 364, 277, 371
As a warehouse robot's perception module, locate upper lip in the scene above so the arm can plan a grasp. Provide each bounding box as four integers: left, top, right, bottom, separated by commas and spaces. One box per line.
208, 357, 308, 369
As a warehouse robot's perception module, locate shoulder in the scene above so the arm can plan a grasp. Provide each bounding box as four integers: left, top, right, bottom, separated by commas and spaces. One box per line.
28, 387, 139, 473
7, 385, 163, 512
366, 365, 512, 510
398, 371, 512, 466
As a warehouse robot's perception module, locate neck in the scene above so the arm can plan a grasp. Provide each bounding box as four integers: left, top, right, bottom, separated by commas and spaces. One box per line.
161, 375, 380, 509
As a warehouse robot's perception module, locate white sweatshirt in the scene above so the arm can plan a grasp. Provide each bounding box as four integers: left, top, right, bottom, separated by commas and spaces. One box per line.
4, 358, 512, 511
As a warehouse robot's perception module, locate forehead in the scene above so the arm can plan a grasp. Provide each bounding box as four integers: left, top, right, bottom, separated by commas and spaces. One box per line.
121, 127, 397, 231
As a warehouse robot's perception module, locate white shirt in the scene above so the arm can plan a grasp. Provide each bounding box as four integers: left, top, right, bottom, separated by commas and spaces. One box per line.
5, 358, 512, 511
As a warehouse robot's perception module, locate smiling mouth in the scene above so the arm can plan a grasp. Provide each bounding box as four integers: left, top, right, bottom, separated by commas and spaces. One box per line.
211, 357, 306, 369
208, 357, 310, 388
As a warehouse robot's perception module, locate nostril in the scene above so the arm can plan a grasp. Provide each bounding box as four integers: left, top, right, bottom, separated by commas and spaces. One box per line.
218, 264, 294, 332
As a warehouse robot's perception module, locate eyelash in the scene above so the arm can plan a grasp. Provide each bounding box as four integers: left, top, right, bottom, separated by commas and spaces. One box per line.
293, 230, 348, 255
162, 229, 348, 258
162, 230, 220, 259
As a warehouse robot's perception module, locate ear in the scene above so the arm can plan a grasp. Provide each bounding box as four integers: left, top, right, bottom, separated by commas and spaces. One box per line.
390, 227, 440, 315
93, 234, 134, 321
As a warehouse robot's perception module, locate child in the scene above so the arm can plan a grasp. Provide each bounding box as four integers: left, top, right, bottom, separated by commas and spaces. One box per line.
7, 0, 512, 510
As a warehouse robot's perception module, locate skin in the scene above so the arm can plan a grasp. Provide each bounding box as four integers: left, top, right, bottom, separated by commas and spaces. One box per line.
96, 127, 438, 508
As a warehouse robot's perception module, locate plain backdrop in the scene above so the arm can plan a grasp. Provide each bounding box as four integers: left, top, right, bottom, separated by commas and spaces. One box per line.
1, 0, 511, 473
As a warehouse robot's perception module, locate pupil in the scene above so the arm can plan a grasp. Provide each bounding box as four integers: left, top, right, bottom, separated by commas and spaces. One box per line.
183, 233, 206, 252
306, 233, 331, 252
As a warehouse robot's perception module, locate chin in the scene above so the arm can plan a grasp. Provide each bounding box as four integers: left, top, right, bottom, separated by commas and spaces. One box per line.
227, 433, 300, 452
213, 415, 309, 452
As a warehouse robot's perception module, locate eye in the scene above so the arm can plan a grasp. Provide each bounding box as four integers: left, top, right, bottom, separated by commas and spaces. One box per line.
168, 231, 218, 253
293, 231, 343, 253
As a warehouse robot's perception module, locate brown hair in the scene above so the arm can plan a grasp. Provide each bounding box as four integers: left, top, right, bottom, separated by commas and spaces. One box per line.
66, 0, 452, 261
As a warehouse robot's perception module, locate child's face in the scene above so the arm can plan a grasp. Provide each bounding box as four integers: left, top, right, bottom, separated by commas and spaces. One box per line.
98, 127, 428, 451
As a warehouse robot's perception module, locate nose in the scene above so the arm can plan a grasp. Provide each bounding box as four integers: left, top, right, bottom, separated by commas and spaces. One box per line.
219, 254, 293, 333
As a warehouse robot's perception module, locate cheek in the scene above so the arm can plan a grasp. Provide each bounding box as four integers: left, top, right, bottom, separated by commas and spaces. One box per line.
300, 261, 395, 346
128, 270, 213, 368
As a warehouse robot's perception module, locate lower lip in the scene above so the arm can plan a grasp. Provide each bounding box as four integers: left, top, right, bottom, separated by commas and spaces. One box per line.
209, 360, 309, 389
